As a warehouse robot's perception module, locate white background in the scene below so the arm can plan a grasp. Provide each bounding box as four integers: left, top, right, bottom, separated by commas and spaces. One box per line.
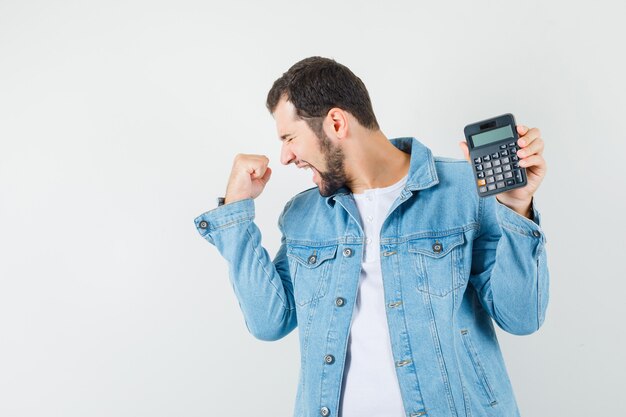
1, 0, 625, 415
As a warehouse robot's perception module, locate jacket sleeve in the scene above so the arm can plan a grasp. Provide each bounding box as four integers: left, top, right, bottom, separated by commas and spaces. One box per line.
193, 198, 297, 341
468, 196, 550, 335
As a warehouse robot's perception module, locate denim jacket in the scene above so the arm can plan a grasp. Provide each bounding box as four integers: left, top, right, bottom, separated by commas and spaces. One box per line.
194, 137, 549, 417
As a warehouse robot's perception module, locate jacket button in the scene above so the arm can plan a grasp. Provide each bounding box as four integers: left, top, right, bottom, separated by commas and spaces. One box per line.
432, 242, 443, 253
343, 248, 353, 257
198, 220, 208, 229
308, 255, 317, 264
532, 230, 541, 238
324, 354, 335, 364
335, 297, 345, 307
320, 407, 330, 416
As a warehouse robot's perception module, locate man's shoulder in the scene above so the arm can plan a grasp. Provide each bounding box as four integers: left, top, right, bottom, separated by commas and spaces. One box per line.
433, 155, 470, 166
290, 185, 321, 203
427, 155, 479, 203
432, 155, 474, 181
279, 186, 325, 219
396, 136, 473, 183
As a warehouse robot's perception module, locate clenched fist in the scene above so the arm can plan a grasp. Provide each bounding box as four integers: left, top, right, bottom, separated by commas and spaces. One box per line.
224, 154, 273, 205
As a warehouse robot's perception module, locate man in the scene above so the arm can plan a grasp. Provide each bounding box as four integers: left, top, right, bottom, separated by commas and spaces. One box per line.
194, 56, 549, 417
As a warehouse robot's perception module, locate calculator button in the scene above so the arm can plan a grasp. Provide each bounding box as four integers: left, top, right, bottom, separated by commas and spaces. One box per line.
494, 167, 503, 174
487, 184, 496, 191
500, 144, 508, 149
514, 170, 524, 183
510, 147, 517, 154
475, 164, 483, 171
504, 172, 513, 179
493, 159, 501, 166
495, 174, 504, 181
483, 154, 491, 161
477, 172, 485, 179
511, 155, 519, 161
496, 181, 505, 189
474, 157, 482, 164
483, 161, 492, 169
491, 152, 499, 159
477, 179, 486, 186
508, 142, 516, 147
506, 179, 515, 186
479, 186, 487, 193
512, 162, 519, 169
501, 157, 510, 164
503, 164, 511, 171
500, 149, 509, 156
486, 176, 495, 184
485, 169, 494, 176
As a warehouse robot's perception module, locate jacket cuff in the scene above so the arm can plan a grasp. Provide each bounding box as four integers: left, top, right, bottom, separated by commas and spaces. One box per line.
194, 198, 255, 238
495, 198, 546, 243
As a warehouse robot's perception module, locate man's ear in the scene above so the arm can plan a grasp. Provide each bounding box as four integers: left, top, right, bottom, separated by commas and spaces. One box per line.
326, 107, 349, 140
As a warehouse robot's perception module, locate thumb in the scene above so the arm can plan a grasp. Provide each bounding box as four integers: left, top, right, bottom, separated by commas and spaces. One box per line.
259, 166, 272, 184
458, 141, 470, 161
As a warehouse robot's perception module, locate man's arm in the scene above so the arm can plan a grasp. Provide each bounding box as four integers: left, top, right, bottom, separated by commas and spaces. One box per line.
460, 124, 549, 334
194, 153, 297, 341
194, 198, 297, 341
469, 196, 549, 335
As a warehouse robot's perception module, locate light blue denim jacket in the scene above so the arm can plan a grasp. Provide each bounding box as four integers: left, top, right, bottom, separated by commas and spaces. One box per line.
194, 137, 549, 417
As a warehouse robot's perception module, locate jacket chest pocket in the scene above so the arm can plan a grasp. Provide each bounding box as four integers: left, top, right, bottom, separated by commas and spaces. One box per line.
408, 232, 466, 297
287, 244, 338, 307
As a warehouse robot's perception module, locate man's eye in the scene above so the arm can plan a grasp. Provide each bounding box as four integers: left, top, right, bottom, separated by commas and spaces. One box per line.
287, 137, 294, 143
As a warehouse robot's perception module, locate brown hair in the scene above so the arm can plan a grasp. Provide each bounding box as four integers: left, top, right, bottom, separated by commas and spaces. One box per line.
266, 56, 380, 139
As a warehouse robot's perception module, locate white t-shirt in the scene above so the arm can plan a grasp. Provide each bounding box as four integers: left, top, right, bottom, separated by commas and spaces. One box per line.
339, 173, 409, 417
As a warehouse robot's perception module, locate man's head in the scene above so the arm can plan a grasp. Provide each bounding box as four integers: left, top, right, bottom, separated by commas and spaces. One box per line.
266, 56, 380, 196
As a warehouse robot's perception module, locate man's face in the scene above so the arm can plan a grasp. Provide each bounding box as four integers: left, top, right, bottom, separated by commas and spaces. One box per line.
273, 98, 348, 197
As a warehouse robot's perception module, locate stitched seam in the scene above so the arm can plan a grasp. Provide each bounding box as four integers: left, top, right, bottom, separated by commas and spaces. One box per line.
478, 193, 484, 236
536, 255, 541, 328
423, 281, 458, 416
461, 330, 498, 404
433, 158, 468, 164
396, 258, 428, 414
245, 225, 293, 311
500, 222, 541, 237
208, 215, 254, 232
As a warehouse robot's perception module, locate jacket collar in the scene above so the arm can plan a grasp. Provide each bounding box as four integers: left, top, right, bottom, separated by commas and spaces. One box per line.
324, 137, 439, 208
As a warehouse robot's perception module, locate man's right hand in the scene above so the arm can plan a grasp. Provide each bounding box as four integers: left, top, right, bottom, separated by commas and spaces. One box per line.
224, 154, 273, 204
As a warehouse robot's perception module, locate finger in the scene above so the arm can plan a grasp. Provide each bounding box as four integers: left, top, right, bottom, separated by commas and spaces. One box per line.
518, 127, 541, 147
249, 163, 267, 179
518, 154, 546, 171
246, 156, 270, 178
458, 141, 470, 161
259, 166, 272, 184
516, 137, 545, 158
517, 125, 529, 136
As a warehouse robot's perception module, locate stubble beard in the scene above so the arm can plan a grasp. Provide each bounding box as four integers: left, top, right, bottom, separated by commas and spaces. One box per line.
316, 132, 348, 197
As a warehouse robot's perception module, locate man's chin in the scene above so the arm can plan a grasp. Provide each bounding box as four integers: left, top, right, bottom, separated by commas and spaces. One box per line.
317, 181, 343, 198
318, 187, 331, 197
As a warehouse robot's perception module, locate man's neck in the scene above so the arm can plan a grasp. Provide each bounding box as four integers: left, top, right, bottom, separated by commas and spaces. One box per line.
345, 132, 411, 194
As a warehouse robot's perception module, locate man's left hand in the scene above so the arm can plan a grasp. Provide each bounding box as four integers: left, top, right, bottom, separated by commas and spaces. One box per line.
459, 125, 547, 218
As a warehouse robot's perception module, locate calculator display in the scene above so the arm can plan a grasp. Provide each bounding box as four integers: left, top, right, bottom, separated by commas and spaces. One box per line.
471, 125, 514, 147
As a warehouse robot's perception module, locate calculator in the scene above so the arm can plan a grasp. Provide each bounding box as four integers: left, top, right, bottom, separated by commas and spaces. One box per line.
464, 113, 527, 197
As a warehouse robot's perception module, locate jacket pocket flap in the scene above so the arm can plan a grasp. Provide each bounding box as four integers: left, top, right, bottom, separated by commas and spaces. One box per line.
287, 244, 338, 268
408, 233, 465, 258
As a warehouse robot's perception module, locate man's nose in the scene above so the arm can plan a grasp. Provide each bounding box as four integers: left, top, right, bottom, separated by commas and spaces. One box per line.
280, 143, 295, 166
